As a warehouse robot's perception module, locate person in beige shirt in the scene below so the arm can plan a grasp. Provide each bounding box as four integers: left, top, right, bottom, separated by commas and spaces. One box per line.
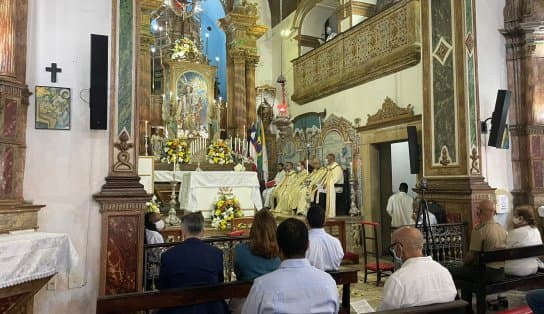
451, 199, 507, 283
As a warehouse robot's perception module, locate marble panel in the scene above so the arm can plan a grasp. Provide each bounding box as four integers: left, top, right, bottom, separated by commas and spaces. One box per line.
105, 214, 138, 295
431, 0, 457, 163
531, 135, 541, 157
534, 160, 543, 189
2, 98, 17, 138
117, 0, 133, 136
0, 146, 14, 198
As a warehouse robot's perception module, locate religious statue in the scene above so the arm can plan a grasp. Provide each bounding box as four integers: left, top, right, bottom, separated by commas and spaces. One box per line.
150, 127, 166, 160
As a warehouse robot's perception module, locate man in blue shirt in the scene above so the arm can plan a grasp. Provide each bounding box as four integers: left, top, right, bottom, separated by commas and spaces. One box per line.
242, 218, 339, 314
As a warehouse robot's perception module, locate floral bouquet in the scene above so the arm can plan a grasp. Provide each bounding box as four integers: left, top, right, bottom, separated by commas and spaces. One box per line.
146, 195, 161, 214
211, 189, 244, 230
171, 38, 199, 61
206, 141, 234, 165
161, 138, 190, 164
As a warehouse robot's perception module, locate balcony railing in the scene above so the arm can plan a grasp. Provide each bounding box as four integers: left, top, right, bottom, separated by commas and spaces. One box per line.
291, 0, 421, 105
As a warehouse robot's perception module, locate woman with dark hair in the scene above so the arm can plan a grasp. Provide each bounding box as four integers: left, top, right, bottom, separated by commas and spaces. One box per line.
505, 205, 542, 276
230, 209, 280, 313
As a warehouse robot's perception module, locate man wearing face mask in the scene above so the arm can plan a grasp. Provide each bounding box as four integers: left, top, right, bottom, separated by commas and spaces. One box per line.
144, 210, 165, 289
379, 226, 457, 310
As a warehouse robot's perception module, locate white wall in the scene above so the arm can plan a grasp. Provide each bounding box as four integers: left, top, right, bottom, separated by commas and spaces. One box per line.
24, 0, 111, 313
475, 0, 513, 192
391, 142, 417, 198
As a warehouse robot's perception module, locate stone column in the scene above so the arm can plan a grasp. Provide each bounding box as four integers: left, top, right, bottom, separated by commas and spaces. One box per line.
421, 0, 493, 228
220, 3, 268, 137
232, 52, 247, 137
94, 0, 149, 296
245, 55, 259, 127
501, 0, 544, 207
0, 0, 16, 78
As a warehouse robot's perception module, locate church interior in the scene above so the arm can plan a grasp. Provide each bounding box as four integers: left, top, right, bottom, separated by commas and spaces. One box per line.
1, 0, 544, 313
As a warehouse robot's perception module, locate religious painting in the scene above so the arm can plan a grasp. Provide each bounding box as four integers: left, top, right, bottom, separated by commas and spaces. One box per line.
282, 140, 298, 164
322, 131, 352, 169
172, 71, 209, 138
150, 126, 166, 160
35, 86, 71, 130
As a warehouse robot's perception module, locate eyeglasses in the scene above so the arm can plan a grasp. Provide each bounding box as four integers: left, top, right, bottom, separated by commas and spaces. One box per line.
388, 242, 402, 256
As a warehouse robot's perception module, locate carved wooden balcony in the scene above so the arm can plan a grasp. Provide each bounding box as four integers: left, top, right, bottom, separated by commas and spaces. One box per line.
291, 0, 421, 105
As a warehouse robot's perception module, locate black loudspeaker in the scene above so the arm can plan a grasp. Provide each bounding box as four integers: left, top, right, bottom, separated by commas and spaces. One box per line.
488, 90, 511, 148
407, 126, 420, 174
90, 34, 108, 130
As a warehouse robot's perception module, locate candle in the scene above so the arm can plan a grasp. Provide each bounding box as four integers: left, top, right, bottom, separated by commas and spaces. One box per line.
144, 120, 148, 137
319, 116, 322, 130
306, 159, 309, 173
350, 161, 353, 170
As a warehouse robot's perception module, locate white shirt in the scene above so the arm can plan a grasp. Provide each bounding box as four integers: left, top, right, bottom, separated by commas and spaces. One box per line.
505, 225, 543, 276
274, 170, 286, 185
379, 256, 457, 310
306, 228, 344, 271
242, 259, 339, 314
386, 192, 413, 227
411, 211, 438, 226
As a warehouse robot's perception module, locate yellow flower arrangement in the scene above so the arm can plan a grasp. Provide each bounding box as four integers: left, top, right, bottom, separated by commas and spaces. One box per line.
161, 138, 190, 164
146, 195, 161, 214
171, 38, 199, 61
211, 192, 243, 230
206, 141, 234, 165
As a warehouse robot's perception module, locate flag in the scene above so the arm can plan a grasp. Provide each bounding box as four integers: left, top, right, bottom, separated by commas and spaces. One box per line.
259, 119, 269, 182
249, 122, 258, 166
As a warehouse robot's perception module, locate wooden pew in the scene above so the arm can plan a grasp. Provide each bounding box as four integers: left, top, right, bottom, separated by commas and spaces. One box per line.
374, 300, 469, 314
452, 244, 544, 314
97, 267, 358, 314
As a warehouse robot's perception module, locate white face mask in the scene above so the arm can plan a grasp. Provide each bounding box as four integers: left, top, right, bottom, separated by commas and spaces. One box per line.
155, 219, 165, 231
296, 166, 302, 171
512, 216, 524, 226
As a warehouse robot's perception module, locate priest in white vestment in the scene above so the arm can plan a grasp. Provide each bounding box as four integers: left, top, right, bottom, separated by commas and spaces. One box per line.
318, 154, 344, 217
262, 163, 285, 208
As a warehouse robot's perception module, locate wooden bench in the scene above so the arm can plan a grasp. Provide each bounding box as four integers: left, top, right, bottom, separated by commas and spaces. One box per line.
374, 300, 469, 313
97, 267, 358, 314
452, 244, 544, 314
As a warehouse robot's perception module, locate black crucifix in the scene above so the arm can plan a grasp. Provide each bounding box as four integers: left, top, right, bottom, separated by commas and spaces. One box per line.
45, 63, 62, 83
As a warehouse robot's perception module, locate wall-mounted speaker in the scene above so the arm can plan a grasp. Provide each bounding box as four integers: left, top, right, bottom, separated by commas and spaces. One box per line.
407, 126, 420, 174
90, 34, 108, 130
488, 90, 511, 148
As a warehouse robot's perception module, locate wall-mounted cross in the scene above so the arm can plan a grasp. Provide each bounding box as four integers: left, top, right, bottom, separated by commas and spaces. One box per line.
45, 63, 62, 83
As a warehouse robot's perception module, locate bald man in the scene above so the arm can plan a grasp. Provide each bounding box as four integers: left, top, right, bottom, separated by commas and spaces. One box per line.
379, 227, 457, 310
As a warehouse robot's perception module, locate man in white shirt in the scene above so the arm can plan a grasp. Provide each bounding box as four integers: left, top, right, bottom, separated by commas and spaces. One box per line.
262, 163, 285, 207
242, 218, 339, 314
386, 183, 413, 227
306, 204, 344, 270
379, 226, 457, 310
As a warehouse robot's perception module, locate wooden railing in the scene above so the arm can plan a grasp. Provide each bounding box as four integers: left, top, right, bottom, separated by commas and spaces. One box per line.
144, 235, 249, 290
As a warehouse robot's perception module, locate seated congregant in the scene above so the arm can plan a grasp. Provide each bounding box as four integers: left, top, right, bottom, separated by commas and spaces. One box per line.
230, 209, 281, 314
262, 163, 285, 208
242, 218, 339, 314
305, 204, 344, 271
144, 210, 165, 290
451, 199, 507, 283
379, 226, 457, 310
158, 212, 228, 314
505, 205, 543, 276
411, 198, 438, 226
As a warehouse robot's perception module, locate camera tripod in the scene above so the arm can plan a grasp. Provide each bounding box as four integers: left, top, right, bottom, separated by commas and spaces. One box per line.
415, 179, 434, 256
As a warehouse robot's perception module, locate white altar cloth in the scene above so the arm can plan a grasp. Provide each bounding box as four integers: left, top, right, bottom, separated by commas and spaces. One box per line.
154, 170, 189, 183
0, 232, 79, 289
179, 171, 262, 218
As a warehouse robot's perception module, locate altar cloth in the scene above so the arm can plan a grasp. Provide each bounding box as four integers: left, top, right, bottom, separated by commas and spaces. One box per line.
179, 171, 262, 217
0, 232, 79, 288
